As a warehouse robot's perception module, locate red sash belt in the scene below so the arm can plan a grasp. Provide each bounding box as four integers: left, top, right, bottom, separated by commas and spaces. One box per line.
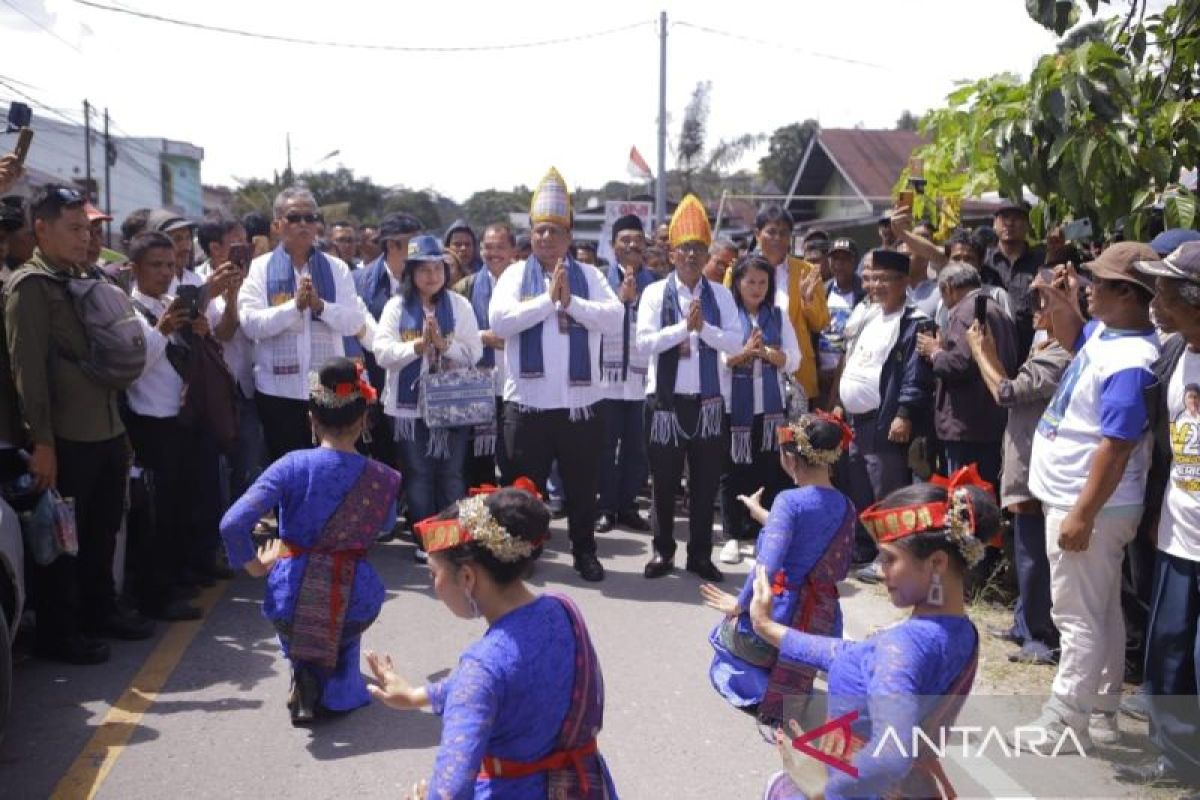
771, 570, 839, 632
278, 542, 367, 640
478, 739, 599, 792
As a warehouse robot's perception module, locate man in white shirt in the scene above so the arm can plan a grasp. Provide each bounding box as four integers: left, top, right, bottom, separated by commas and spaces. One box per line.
1114, 243, 1200, 790
595, 215, 657, 534
238, 187, 364, 462
636, 195, 743, 582
126, 231, 223, 622
1018, 242, 1161, 751
454, 222, 516, 486
489, 168, 623, 582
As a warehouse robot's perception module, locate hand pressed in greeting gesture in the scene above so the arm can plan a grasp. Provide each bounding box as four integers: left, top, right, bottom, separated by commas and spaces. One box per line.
686, 300, 704, 332
619, 272, 637, 304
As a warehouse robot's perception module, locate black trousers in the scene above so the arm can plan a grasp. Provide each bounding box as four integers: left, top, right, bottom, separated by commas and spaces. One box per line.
719, 413, 788, 542
125, 413, 188, 611
645, 397, 727, 563
32, 436, 130, 639
502, 402, 603, 557
255, 392, 313, 464
1144, 550, 1200, 785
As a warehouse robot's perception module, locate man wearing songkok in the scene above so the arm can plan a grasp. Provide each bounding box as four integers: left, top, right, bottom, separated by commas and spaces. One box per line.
636, 195, 743, 583
595, 214, 658, 533
489, 168, 623, 582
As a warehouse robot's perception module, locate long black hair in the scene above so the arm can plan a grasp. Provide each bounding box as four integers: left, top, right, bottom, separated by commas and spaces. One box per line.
729, 254, 776, 312
400, 258, 451, 304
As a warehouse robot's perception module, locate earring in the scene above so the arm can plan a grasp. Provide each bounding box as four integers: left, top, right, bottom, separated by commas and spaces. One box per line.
361, 424, 373, 445
926, 572, 944, 607
464, 589, 481, 619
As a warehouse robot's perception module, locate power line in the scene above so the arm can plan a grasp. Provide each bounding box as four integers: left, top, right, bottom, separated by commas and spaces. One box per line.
672, 20, 887, 71
0, 79, 84, 126
72, 0, 653, 52
2, 0, 84, 54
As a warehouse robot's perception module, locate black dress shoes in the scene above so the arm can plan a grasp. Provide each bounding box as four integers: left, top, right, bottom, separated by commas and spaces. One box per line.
574, 553, 605, 582
87, 607, 156, 640
594, 513, 616, 533
686, 560, 724, 582
145, 600, 203, 622
617, 509, 650, 531
35, 635, 111, 665
643, 554, 674, 579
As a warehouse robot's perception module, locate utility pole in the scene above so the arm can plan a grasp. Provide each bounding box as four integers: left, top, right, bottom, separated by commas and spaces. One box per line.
285, 132, 293, 185
83, 99, 92, 202
655, 11, 668, 229
103, 108, 112, 247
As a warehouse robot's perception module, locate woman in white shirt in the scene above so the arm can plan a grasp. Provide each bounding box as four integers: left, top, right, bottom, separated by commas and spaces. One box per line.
374, 236, 481, 558
718, 254, 801, 564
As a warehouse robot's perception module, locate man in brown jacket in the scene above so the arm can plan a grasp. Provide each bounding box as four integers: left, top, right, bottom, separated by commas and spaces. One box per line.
6, 185, 154, 664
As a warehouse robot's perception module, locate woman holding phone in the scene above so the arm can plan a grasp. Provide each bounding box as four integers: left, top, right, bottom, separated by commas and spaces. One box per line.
374, 235, 481, 561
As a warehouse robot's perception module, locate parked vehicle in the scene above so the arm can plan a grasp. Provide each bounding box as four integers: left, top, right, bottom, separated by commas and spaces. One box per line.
0, 495, 25, 745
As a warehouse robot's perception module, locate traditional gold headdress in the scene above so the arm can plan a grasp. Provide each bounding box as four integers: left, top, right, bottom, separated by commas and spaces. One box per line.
413, 478, 545, 563
776, 411, 854, 466
668, 194, 712, 249
529, 167, 573, 228
308, 362, 377, 407
859, 465, 992, 567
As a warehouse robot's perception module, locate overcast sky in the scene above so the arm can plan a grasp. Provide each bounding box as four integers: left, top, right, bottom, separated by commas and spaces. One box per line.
1, 0, 1115, 201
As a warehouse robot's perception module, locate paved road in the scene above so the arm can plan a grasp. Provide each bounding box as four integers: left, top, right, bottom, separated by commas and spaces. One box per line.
0, 513, 1157, 798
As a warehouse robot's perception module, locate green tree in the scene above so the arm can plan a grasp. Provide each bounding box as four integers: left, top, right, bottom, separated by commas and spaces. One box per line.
461, 188, 532, 230
382, 188, 442, 229
905, 0, 1200, 238
758, 120, 818, 190
674, 81, 764, 195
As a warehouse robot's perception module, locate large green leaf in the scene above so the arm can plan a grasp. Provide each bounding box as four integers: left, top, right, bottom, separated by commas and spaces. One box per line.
1166, 193, 1197, 231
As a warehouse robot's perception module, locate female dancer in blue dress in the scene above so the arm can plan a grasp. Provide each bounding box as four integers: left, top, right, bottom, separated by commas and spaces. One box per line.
701, 412, 857, 726
220, 357, 401, 725
365, 483, 618, 799
751, 468, 997, 800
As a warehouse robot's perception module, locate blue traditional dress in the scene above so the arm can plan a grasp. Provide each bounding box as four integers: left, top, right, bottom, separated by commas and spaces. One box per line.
763, 615, 979, 800
709, 486, 855, 722
424, 593, 618, 799
220, 447, 400, 711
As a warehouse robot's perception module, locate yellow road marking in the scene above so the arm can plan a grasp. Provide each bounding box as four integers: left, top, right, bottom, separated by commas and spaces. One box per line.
50, 582, 229, 800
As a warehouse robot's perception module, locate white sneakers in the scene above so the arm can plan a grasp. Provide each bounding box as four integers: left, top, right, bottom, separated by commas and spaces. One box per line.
719, 540, 742, 565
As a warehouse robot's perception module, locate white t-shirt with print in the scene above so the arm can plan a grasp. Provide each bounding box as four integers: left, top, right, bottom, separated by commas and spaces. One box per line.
1028, 322, 1160, 510
819, 288, 856, 372
1158, 348, 1200, 562
839, 308, 904, 415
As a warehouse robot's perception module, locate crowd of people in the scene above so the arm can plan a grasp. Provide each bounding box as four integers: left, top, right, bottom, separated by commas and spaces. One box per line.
2, 147, 1200, 797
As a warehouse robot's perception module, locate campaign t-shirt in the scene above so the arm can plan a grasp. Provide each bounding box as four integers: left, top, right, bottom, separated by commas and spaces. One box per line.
818, 288, 857, 372
1158, 348, 1200, 562
839, 308, 904, 415
1028, 321, 1159, 509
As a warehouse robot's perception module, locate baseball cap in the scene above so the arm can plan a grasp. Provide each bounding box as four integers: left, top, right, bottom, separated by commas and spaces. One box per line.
1135, 241, 1200, 284
405, 234, 444, 263
1081, 241, 1159, 292
1148, 228, 1200, 257
84, 202, 112, 223
146, 208, 194, 234
829, 237, 858, 257
993, 199, 1030, 217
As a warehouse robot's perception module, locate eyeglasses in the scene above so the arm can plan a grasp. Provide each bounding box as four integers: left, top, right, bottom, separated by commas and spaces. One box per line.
677, 242, 707, 256
284, 213, 320, 225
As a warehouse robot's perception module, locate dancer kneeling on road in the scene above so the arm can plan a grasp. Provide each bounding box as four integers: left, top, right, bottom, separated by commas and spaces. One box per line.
702, 412, 856, 727
366, 484, 618, 799
219, 357, 401, 725
756, 471, 995, 800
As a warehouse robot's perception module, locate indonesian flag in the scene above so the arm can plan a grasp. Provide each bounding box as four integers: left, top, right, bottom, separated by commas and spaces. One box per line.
627, 146, 653, 180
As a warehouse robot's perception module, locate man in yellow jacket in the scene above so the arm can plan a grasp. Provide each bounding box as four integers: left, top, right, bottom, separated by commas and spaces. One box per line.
726, 206, 829, 406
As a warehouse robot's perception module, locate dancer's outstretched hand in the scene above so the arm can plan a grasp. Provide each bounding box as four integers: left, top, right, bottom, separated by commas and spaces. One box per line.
737, 487, 768, 525
366, 650, 424, 710
775, 719, 830, 799
699, 584, 740, 616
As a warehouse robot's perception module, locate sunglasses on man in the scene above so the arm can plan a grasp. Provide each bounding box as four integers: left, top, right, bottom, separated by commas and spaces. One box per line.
284, 212, 320, 225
